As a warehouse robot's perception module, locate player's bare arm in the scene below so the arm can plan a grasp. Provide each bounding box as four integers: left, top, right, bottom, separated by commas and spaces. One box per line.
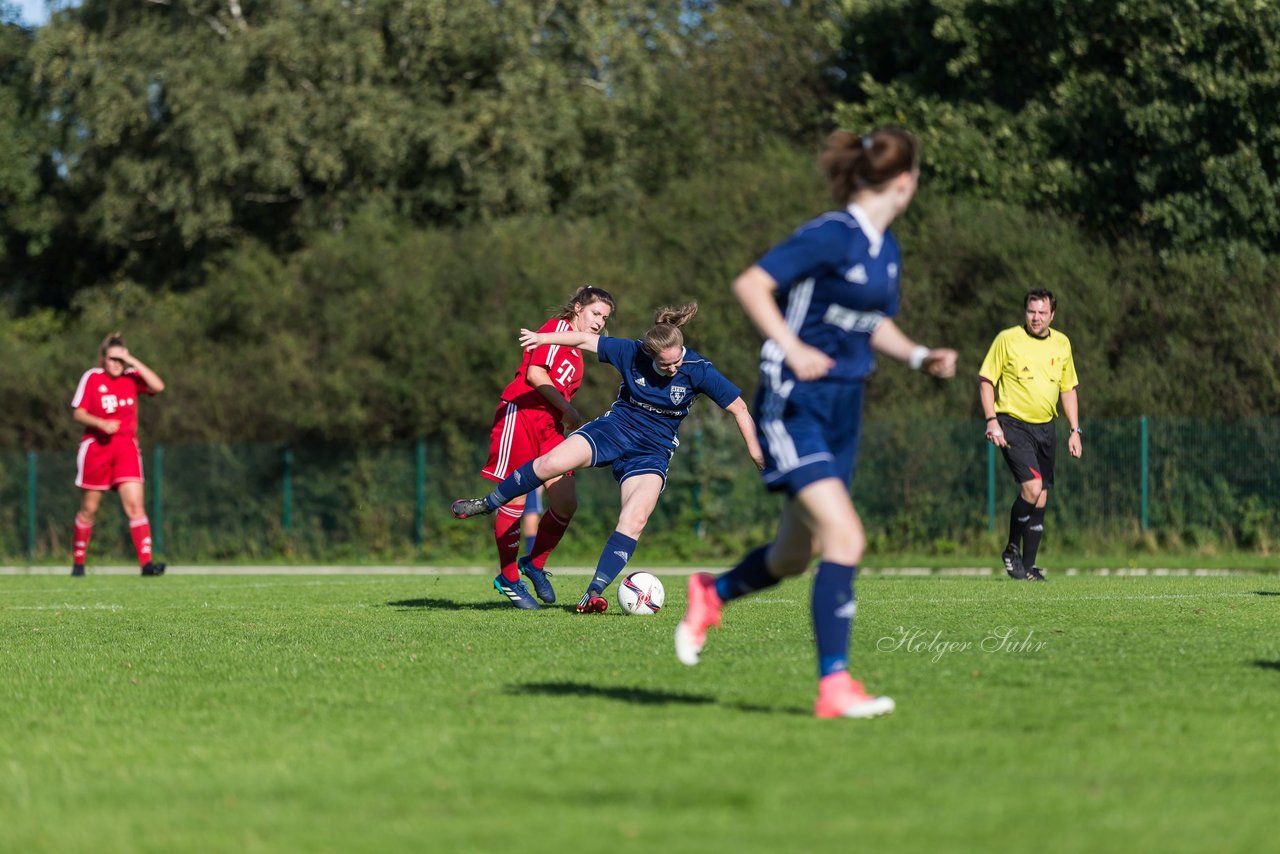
724, 396, 765, 471
732, 265, 835, 381
978, 379, 1009, 448
526, 363, 585, 431
1061, 387, 1083, 458
869, 318, 957, 378
519, 328, 600, 353
73, 407, 120, 435
120, 349, 166, 393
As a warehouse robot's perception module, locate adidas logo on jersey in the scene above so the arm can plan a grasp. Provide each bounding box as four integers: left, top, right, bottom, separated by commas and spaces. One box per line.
845, 264, 868, 284
636, 377, 646, 386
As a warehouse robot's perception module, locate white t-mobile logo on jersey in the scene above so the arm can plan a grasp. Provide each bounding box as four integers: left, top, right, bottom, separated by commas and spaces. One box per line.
555, 362, 576, 385
102, 394, 119, 413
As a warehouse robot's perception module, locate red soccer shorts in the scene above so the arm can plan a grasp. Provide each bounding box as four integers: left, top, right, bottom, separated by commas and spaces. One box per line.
76, 437, 144, 491
481, 402, 568, 482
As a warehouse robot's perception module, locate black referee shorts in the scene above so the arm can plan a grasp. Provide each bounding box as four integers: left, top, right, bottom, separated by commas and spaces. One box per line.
997, 414, 1056, 488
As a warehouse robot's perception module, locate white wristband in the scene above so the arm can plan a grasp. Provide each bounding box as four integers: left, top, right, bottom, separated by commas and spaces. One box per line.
908, 345, 930, 371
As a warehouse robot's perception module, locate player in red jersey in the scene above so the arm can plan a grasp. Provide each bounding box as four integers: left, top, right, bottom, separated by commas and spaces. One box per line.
480, 285, 615, 609
69, 332, 167, 577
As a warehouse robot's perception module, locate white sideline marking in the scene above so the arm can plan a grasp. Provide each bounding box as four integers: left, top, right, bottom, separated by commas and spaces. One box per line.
0, 564, 1264, 578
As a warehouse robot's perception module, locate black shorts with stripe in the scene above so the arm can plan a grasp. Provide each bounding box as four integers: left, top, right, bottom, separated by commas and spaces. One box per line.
997, 414, 1056, 488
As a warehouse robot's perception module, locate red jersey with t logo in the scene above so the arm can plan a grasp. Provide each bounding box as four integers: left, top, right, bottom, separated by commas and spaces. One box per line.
71, 368, 152, 441
499, 318, 584, 424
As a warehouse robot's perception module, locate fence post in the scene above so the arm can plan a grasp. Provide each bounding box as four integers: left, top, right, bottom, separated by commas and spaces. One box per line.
151, 444, 164, 555
282, 445, 294, 532
414, 437, 426, 547
1140, 415, 1149, 532
26, 451, 37, 562
986, 442, 996, 533
691, 429, 704, 539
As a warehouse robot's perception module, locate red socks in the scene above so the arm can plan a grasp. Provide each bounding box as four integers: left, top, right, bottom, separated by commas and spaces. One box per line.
73, 514, 94, 566
129, 516, 153, 568
528, 510, 572, 570
494, 506, 523, 582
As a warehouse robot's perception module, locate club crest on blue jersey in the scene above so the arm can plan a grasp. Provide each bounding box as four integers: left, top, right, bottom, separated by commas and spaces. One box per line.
669, 385, 688, 405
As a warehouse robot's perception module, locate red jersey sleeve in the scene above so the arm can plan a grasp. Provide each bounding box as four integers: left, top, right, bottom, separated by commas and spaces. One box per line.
127, 369, 155, 395
498, 317, 586, 414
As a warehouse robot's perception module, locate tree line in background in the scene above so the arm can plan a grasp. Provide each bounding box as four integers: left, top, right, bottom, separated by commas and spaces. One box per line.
0, 0, 1277, 453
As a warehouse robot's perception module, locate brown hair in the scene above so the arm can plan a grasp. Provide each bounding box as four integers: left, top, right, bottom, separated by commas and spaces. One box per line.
557, 285, 616, 322
1024, 288, 1057, 312
641, 302, 698, 355
819, 127, 920, 203
97, 331, 125, 368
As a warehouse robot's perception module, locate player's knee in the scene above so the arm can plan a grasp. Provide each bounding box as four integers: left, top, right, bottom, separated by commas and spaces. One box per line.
767, 542, 811, 577
551, 496, 578, 517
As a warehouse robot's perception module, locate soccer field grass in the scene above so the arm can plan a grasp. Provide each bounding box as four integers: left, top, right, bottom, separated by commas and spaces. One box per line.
3, 573, 1276, 852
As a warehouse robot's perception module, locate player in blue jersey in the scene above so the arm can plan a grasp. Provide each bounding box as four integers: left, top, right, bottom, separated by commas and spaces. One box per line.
674, 128, 958, 719
452, 303, 764, 612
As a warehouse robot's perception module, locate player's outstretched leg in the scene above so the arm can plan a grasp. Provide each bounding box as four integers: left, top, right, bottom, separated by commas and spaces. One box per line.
814, 672, 895, 719
674, 572, 722, 665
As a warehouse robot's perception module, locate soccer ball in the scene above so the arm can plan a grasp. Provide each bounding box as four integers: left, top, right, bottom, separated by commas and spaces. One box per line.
618, 571, 665, 616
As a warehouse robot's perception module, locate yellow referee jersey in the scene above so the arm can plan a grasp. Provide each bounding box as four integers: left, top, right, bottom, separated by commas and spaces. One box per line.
978, 326, 1079, 424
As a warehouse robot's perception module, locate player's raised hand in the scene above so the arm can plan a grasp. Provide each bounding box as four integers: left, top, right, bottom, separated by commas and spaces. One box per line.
923, 348, 958, 379
518, 329, 542, 351
783, 341, 836, 381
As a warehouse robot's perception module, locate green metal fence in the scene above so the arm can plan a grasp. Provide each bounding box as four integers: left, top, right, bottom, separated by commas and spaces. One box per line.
1, 416, 1276, 563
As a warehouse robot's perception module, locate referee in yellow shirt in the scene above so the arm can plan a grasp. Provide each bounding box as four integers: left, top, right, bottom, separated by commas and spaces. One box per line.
978, 289, 1082, 581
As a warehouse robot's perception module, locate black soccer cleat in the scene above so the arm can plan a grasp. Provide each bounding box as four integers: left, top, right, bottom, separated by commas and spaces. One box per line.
141, 561, 166, 577
1001, 544, 1026, 580
71, 564, 85, 577
1026, 565, 1047, 582
450, 497, 494, 519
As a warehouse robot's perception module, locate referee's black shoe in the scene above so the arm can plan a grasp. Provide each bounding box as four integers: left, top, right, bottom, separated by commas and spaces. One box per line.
1001, 544, 1027, 580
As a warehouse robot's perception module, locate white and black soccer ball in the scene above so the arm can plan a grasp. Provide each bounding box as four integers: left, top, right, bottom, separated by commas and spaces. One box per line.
617, 571, 665, 616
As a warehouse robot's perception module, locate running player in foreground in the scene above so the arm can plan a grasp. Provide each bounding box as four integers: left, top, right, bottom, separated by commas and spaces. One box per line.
674, 128, 958, 718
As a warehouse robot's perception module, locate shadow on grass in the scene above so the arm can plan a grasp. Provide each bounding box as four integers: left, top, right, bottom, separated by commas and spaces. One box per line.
1253, 591, 1280, 596
507, 680, 806, 716
386, 597, 510, 611
1252, 660, 1280, 672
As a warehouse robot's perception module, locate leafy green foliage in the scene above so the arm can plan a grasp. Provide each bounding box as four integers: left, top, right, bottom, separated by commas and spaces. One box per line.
17, 0, 833, 296
837, 0, 1280, 252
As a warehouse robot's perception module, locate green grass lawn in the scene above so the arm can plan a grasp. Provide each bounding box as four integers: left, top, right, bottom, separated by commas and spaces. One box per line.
2, 573, 1277, 852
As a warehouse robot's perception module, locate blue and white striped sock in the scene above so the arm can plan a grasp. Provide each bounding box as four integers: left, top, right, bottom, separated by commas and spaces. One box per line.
587, 531, 638, 594
486, 461, 544, 511
812, 561, 857, 678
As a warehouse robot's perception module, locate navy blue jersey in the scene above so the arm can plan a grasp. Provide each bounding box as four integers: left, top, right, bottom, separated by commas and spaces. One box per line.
595, 337, 741, 450
756, 204, 902, 382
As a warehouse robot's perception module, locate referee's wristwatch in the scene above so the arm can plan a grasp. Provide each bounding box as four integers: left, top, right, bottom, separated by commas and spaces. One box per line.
1069, 427, 1083, 434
